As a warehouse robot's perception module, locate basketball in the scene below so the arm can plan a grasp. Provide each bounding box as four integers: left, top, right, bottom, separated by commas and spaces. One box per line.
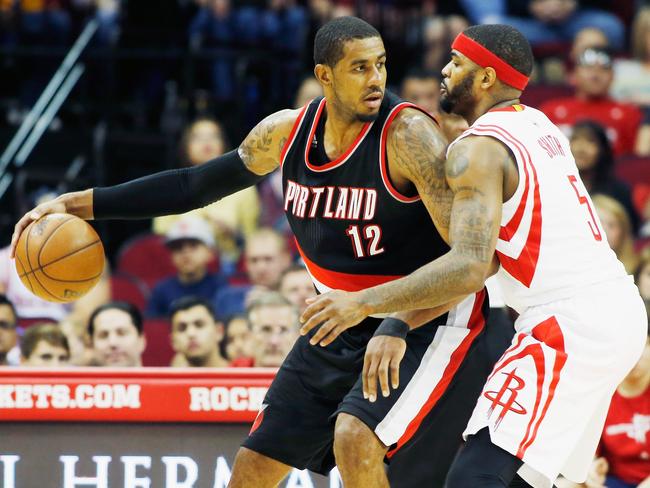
14, 213, 105, 303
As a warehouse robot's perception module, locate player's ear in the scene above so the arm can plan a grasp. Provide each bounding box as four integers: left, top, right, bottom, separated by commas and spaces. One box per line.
481, 67, 498, 90
314, 64, 332, 87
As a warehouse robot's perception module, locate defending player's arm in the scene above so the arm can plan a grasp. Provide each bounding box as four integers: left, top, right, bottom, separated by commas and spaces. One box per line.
361, 298, 465, 402
10, 109, 299, 257
301, 133, 509, 337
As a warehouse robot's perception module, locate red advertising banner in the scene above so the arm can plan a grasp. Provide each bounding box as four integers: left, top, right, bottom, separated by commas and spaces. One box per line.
0, 368, 276, 422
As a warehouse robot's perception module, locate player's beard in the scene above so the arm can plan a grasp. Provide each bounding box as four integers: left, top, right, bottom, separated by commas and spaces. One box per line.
440, 72, 476, 117
356, 111, 380, 122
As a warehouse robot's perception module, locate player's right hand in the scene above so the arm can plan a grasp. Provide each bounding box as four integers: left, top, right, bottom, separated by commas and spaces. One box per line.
10, 196, 68, 259
584, 457, 608, 488
362, 335, 406, 403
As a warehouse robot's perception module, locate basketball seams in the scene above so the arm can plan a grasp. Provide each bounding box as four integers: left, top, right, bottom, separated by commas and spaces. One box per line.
36, 215, 78, 270
21, 239, 103, 282
14, 254, 34, 293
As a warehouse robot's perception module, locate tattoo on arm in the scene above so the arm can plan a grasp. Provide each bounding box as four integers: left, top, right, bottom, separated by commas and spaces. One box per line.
387, 110, 454, 233
239, 109, 297, 175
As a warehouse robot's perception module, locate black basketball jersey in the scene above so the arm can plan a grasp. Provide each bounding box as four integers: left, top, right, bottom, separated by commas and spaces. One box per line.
281, 91, 449, 293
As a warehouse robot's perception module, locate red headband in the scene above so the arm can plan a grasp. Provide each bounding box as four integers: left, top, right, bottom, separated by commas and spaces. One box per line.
451, 32, 529, 91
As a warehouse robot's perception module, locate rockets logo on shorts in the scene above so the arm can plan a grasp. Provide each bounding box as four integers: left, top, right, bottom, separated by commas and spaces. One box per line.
484, 369, 528, 429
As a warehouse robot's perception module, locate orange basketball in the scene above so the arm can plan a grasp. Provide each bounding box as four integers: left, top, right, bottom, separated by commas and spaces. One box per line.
14, 213, 105, 303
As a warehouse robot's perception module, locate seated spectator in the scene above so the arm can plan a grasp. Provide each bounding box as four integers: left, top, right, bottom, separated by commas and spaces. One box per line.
20, 323, 69, 367
247, 292, 299, 367
59, 319, 94, 366
400, 68, 468, 142
224, 314, 254, 366
569, 120, 640, 231
170, 296, 228, 367
582, 326, 650, 488
593, 194, 639, 274
460, 0, 624, 50
153, 118, 260, 271
89, 302, 146, 367
214, 227, 291, 317
279, 264, 315, 315
540, 47, 643, 156
0, 295, 18, 366
146, 216, 226, 318
611, 8, 650, 109
294, 76, 323, 108
570, 26, 608, 63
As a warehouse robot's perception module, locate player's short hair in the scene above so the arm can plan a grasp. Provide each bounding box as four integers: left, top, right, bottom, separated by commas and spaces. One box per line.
88, 301, 143, 337
169, 296, 217, 323
20, 323, 69, 359
314, 16, 381, 67
462, 24, 534, 78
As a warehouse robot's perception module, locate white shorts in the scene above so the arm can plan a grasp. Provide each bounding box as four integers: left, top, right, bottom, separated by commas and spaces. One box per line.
463, 276, 648, 488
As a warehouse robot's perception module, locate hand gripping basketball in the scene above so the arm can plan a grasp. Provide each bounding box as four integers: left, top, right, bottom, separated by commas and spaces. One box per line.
13, 213, 104, 303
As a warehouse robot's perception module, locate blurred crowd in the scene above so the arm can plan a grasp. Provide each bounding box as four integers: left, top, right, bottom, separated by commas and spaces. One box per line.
1, 0, 650, 486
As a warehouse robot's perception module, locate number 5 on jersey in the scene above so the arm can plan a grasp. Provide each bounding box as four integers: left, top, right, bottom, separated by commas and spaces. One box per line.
567, 175, 602, 241
346, 224, 385, 258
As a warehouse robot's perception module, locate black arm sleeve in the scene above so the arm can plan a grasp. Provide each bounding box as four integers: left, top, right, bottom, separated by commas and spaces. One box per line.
92, 149, 265, 220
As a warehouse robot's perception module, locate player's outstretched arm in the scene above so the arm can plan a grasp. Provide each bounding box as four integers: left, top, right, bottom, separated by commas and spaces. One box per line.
301, 135, 508, 335
10, 109, 300, 258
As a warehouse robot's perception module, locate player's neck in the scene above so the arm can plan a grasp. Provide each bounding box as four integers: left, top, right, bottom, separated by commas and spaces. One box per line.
466, 96, 520, 126
323, 108, 367, 158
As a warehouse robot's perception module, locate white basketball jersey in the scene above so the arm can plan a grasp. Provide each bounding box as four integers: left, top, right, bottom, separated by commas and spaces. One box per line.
448, 105, 627, 313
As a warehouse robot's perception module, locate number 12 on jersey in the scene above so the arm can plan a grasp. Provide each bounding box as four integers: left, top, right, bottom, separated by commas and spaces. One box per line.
567, 175, 602, 241
346, 224, 385, 258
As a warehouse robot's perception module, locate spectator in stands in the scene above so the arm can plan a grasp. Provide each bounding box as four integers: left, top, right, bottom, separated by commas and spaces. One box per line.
89, 302, 146, 367
294, 76, 323, 108
170, 296, 228, 367
153, 118, 260, 273
570, 26, 609, 62
422, 11, 468, 73
569, 120, 640, 231
247, 291, 299, 367
224, 314, 254, 366
635, 248, 650, 302
146, 216, 225, 318
20, 323, 69, 367
0, 295, 18, 366
611, 7, 650, 109
400, 68, 468, 142
541, 47, 643, 157
611, 7, 650, 156
582, 325, 650, 488
279, 264, 315, 315
213, 227, 292, 317
189, 0, 236, 100
59, 319, 94, 366
460, 0, 624, 50
593, 194, 639, 274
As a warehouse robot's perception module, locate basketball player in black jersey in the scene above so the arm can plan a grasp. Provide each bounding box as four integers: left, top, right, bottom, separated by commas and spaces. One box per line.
12, 17, 513, 488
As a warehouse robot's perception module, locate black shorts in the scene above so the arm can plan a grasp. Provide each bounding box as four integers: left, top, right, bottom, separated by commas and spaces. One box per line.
243, 291, 513, 486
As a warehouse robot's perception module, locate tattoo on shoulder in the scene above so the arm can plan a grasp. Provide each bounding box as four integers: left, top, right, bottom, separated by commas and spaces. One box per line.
446, 144, 470, 179
388, 110, 452, 228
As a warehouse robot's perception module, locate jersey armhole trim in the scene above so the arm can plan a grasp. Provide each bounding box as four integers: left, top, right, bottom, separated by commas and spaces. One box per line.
380, 103, 438, 204
279, 101, 311, 169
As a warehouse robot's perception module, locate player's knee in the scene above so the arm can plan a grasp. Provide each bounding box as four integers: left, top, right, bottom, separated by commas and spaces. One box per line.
333, 414, 384, 463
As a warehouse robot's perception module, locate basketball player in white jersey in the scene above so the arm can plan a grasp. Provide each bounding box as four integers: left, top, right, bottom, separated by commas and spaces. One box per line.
301, 24, 648, 487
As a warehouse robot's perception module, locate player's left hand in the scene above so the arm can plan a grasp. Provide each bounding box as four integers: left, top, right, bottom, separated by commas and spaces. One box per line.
362, 335, 406, 402
300, 290, 371, 346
